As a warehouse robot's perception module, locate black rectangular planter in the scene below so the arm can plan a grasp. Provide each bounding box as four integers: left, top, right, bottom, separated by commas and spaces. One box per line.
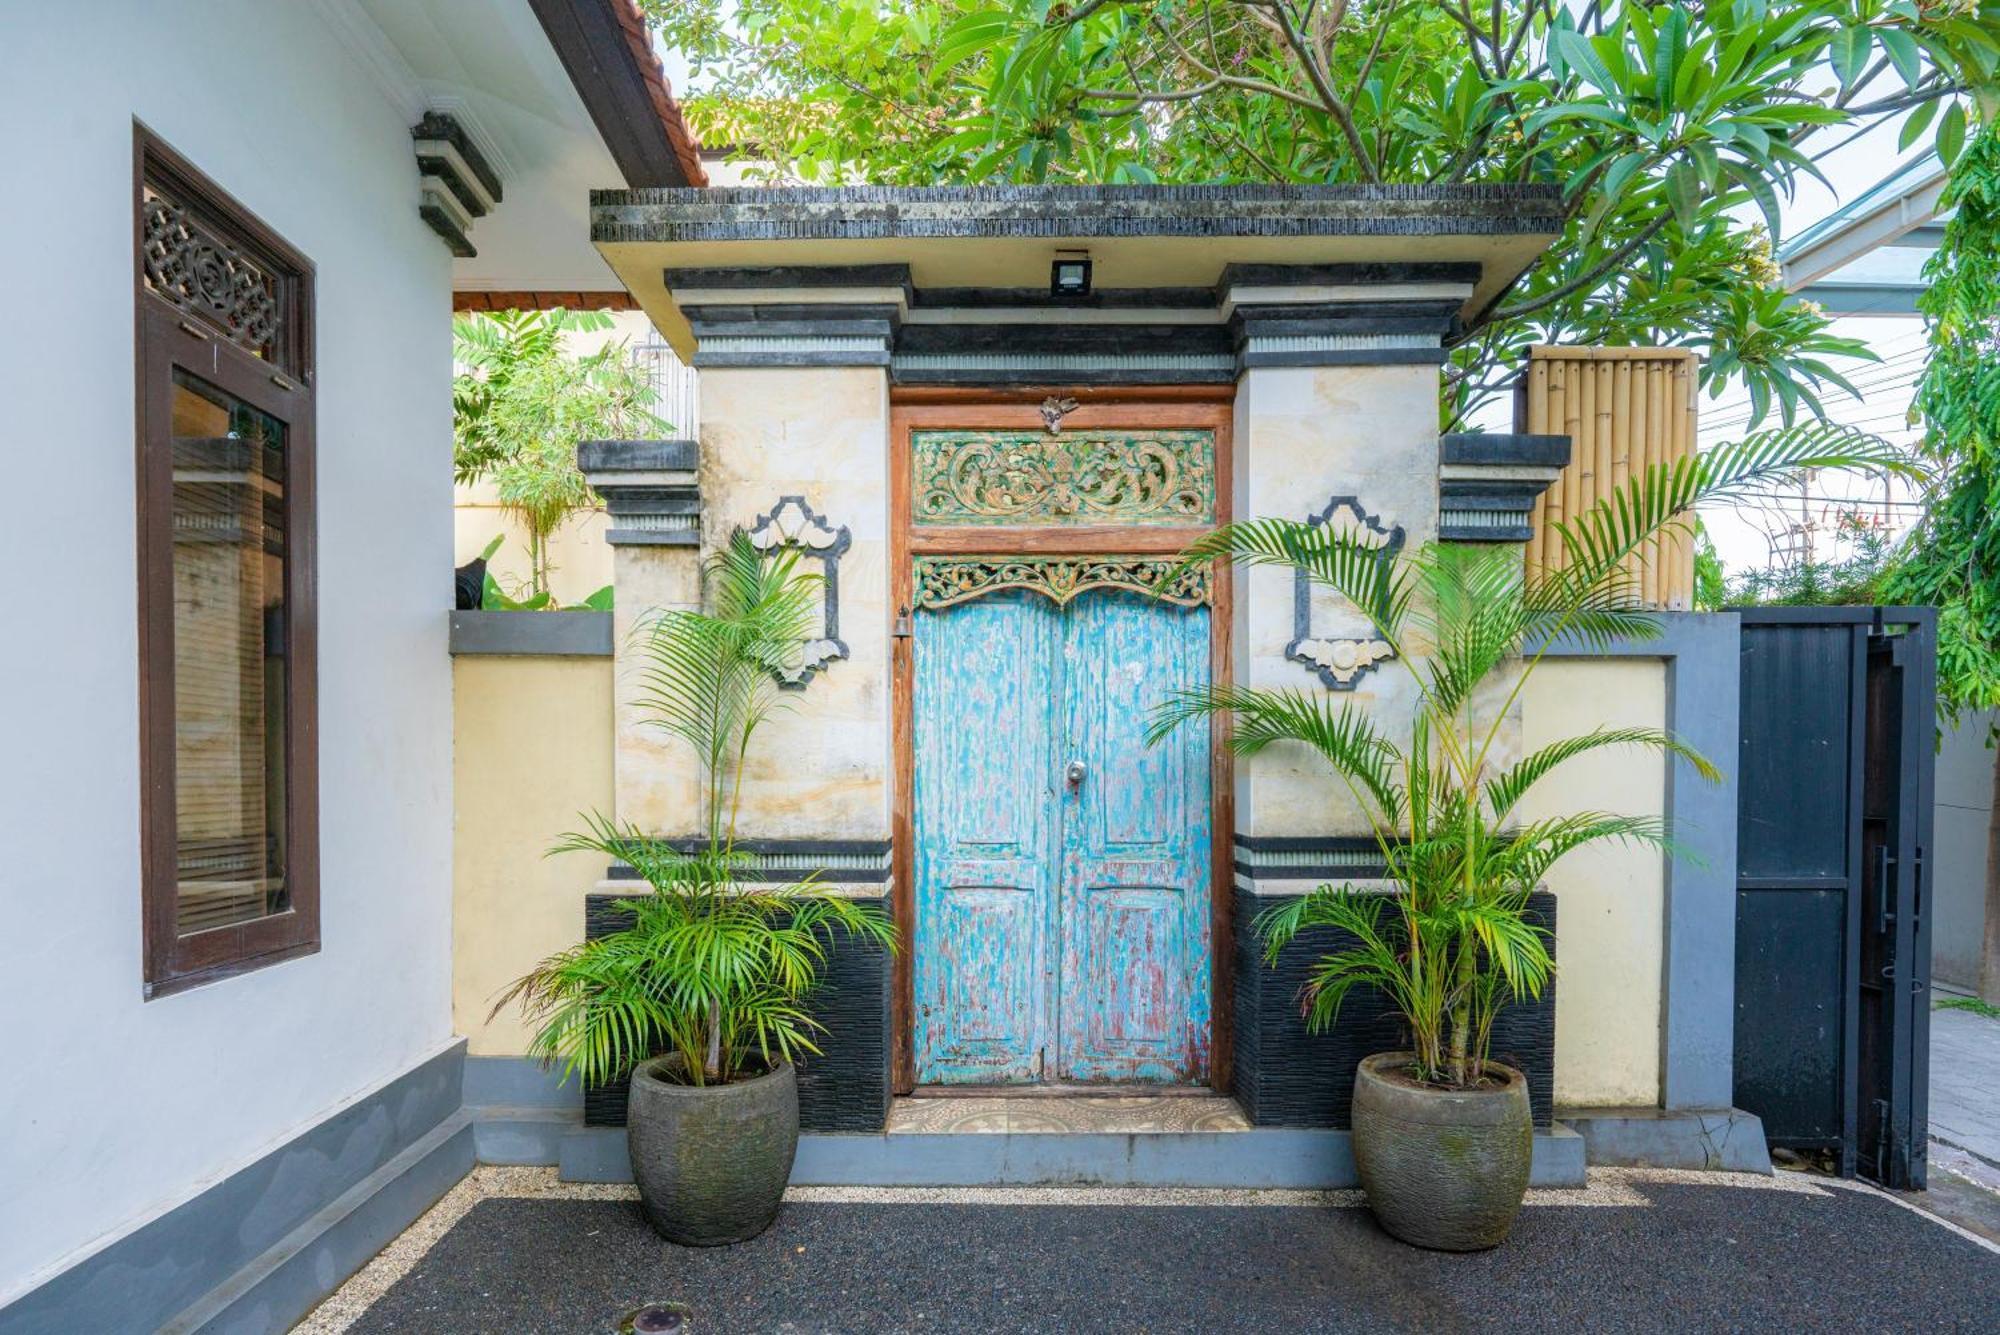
1231, 887, 1557, 1128
581, 892, 893, 1132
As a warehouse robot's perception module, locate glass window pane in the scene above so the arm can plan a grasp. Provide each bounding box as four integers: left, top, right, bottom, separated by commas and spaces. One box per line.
169, 370, 288, 934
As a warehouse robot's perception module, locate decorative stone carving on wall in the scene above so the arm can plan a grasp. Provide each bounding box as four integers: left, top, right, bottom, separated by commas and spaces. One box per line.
913, 555, 1210, 611
744, 496, 850, 689
1288, 495, 1405, 690
910, 429, 1215, 527
140, 187, 280, 358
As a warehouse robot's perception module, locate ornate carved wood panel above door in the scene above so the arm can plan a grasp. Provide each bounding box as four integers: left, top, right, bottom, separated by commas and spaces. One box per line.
910, 429, 1216, 528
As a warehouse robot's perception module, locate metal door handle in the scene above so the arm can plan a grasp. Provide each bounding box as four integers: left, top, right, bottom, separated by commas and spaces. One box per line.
1065, 759, 1087, 788
1875, 845, 1896, 934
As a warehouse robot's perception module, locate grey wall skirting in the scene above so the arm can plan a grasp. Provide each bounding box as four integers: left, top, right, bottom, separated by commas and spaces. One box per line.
580, 891, 893, 1132
1232, 886, 1558, 1129
448, 610, 612, 657
1540, 612, 1741, 1111
0, 1041, 471, 1335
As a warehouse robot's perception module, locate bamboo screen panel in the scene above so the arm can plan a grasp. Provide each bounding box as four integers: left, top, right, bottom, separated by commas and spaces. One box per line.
1520, 346, 1698, 610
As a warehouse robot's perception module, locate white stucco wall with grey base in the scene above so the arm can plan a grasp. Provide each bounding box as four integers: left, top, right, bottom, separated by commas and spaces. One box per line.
0, 4, 461, 1323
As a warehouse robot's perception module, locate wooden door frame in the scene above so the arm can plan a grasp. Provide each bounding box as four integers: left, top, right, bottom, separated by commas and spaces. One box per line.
888, 385, 1236, 1094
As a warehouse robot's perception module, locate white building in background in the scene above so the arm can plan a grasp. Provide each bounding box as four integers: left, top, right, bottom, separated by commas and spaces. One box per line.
1699, 152, 1944, 577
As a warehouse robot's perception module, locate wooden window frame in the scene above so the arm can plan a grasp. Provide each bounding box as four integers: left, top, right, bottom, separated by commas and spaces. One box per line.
135, 126, 319, 998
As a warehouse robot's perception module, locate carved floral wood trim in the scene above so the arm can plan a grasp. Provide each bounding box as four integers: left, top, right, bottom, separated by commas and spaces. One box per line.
913, 555, 1210, 610
910, 429, 1215, 527
1289, 496, 1406, 689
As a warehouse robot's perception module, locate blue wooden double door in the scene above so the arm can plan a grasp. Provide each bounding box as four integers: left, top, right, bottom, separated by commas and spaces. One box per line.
913, 589, 1213, 1085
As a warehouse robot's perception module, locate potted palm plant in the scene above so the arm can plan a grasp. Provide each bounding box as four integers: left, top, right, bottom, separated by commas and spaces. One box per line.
496, 535, 896, 1246
1151, 424, 1909, 1251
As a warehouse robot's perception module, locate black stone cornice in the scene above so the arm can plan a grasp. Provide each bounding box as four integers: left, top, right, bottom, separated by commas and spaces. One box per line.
649, 256, 1530, 377
1437, 432, 1573, 542
593, 182, 1567, 245
1215, 261, 1484, 294
1439, 432, 1572, 468
576, 438, 701, 546
665, 263, 914, 301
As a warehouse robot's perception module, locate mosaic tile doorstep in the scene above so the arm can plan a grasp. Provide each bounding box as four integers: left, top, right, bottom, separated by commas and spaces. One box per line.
885, 1095, 1252, 1135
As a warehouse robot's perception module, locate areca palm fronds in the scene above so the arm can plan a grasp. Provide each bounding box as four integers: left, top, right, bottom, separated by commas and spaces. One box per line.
1154, 423, 1916, 1088
498, 534, 897, 1088
634, 534, 819, 847
495, 818, 895, 1087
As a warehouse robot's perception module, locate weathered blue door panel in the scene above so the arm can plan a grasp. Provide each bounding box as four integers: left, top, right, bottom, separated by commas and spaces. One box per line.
1058, 593, 1212, 1082
913, 587, 1211, 1085
912, 593, 1058, 1083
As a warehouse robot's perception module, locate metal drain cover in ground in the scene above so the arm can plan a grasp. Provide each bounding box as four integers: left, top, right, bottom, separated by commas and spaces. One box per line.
619, 1302, 691, 1332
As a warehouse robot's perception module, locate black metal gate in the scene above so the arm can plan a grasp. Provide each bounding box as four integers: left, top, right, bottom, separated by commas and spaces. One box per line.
1733, 607, 1936, 1188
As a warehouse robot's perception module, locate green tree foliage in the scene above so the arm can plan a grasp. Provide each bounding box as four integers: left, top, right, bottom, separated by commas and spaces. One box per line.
1886, 124, 2000, 732
1691, 520, 1730, 611
496, 539, 898, 1087
646, 0, 2000, 425
1728, 514, 1901, 606
1148, 423, 1912, 1086
453, 309, 664, 598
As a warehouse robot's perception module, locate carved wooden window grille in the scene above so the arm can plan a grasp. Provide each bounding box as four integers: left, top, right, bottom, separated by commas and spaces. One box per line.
139, 144, 309, 373
913, 556, 1210, 610
910, 429, 1215, 527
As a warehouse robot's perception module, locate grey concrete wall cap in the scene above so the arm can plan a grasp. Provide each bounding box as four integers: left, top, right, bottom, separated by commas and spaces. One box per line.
1439, 432, 1573, 468
576, 438, 699, 473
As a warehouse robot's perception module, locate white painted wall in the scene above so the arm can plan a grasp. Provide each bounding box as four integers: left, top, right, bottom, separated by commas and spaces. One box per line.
1933, 711, 1997, 995
0, 2, 455, 1298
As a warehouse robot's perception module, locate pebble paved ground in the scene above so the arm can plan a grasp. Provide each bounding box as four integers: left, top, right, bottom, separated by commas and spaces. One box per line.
298, 1167, 2000, 1334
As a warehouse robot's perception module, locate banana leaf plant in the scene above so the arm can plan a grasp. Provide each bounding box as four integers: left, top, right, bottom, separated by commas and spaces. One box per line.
495, 535, 896, 1088
1148, 423, 1916, 1089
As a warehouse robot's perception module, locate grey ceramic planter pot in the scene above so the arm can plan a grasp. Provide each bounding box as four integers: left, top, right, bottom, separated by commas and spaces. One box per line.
1351, 1052, 1532, 1251
626, 1057, 799, 1246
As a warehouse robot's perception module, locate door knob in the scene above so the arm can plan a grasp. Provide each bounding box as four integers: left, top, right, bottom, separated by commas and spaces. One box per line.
1065, 759, 1088, 788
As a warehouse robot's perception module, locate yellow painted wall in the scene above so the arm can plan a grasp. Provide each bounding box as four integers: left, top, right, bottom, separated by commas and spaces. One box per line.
453, 654, 614, 1054
453, 481, 613, 608
1520, 659, 1668, 1108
